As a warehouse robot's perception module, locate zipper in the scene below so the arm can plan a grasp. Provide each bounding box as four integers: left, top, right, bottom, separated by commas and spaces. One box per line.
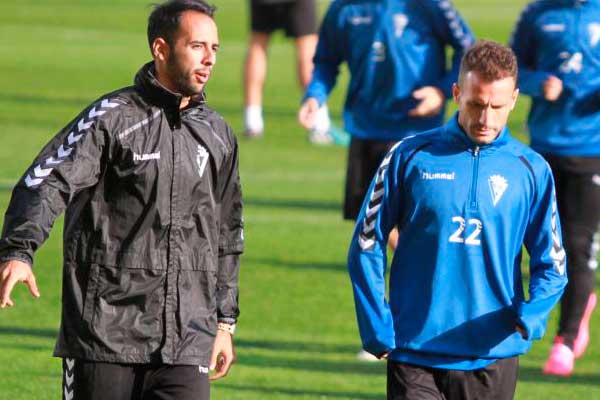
469, 146, 480, 209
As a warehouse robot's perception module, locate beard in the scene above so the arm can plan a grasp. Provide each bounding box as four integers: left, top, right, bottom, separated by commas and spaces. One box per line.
165, 52, 204, 97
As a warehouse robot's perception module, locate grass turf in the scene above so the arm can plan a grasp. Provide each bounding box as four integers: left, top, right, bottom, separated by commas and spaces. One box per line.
0, 0, 599, 398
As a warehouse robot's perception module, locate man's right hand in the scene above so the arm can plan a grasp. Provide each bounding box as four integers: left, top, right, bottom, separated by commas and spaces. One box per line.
0, 259, 40, 308
542, 75, 563, 101
298, 97, 320, 130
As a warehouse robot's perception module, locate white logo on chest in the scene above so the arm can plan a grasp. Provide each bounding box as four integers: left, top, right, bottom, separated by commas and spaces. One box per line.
393, 14, 408, 38
488, 174, 508, 206
589, 23, 600, 47
542, 23, 565, 32
196, 145, 209, 177
133, 152, 160, 162
422, 171, 455, 180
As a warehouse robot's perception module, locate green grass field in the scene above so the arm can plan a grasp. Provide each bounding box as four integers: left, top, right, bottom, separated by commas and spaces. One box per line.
0, 0, 599, 398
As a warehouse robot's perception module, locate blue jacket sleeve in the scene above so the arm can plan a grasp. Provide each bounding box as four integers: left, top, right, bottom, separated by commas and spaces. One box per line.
509, 4, 551, 97
519, 162, 568, 340
420, 0, 475, 98
347, 144, 403, 356
303, 2, 344, 105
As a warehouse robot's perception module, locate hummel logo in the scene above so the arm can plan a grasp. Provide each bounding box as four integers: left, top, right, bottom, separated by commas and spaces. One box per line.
422, 171, 455, 180
542, 24, 565, 32
133, 152, 160, 162
349, 16, 372, 25
488, 175, 508, 206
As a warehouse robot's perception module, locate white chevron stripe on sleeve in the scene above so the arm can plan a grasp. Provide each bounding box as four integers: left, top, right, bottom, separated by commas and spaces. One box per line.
67, 131, 83, 145
58, 145, 73, 158
25, 175, 43, 187
34, 165, 53, 177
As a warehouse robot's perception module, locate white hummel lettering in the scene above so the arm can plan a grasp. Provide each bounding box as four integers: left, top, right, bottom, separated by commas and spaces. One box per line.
34, 165, 53, 177
422, 172, 455, 180
25, 175, 43, 187
133, 152, 161, 162
488, 174, 508, 206
67, 131, 83, 145
542, 24, 565, 32
58, 145, 73, 158
349, 16, 372, 25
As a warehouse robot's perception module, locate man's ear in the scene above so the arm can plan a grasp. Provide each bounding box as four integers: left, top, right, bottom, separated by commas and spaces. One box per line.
152, 37, 170, 62
510, 88, 520, 111
452, 83, 461, 104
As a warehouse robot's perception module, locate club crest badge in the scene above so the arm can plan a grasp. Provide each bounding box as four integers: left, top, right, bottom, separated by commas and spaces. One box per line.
488, 175, 508, 206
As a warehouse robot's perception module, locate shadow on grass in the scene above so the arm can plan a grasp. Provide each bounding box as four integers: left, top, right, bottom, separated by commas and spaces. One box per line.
237, 338, 358, 354
237, 353, 385, 376
519, 366, 600, 386
0, 326, 57, 338
242, 257, 346, 273
218, 383, 382, 399
245, 197, 341, 212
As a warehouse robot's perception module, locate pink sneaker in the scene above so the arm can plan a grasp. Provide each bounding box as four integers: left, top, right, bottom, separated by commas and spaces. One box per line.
573, 293, 597, 359
543, 340, 574, 376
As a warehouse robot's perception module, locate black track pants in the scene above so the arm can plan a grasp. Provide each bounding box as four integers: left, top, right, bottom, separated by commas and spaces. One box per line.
387, 357, 519, 400
62, 358, 210, 400
544, 155, 600, 348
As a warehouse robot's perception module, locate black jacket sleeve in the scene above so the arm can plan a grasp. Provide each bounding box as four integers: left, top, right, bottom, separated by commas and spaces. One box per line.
216, 130, 244, 323
0, 98, 119, 266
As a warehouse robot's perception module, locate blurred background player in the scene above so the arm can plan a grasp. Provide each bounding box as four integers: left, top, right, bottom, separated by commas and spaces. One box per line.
244, 0, 336, 143
298, 0, 474, 361
511, 0, 600, 377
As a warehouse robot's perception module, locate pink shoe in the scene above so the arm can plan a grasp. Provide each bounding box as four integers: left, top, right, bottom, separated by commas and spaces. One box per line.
573, 293, 597, 359
542, 340, 574, 376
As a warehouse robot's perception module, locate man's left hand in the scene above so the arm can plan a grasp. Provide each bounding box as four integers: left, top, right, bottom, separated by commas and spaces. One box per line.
408, 86, 445, 117
209, 329, 235, 380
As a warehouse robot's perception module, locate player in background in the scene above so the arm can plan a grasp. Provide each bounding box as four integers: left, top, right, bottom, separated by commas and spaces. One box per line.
244, 0, 342, 144
348, 40, 567, 399
298, 0, 474, 359
510, 0, 600, 376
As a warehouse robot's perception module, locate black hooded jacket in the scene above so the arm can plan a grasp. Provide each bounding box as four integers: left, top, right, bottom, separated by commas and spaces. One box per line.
0, 62, 244, 365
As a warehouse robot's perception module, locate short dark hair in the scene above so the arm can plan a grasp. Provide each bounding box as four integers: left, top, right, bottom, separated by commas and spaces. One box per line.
458, 39, 518, 84
147, 0, 216, 50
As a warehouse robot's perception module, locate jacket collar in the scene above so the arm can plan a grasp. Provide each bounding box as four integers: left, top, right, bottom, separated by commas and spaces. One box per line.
134, 61, 207, 127
443, 112, 510, 151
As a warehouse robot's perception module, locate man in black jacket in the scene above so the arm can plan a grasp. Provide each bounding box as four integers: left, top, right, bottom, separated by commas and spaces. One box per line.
0, 1, 243, 399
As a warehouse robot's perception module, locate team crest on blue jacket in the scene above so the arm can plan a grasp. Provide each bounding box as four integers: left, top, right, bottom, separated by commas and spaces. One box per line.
488, 175, 508, 206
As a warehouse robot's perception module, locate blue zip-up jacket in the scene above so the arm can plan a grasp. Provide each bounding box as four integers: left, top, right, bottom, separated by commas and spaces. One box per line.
304, 0, 474, 141
510, 0, 600, 156
348, 115, 568, 370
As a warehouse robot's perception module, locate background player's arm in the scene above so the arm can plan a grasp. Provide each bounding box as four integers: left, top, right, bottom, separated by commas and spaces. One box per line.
510, 5, 557, 98
299, 3, 344, 129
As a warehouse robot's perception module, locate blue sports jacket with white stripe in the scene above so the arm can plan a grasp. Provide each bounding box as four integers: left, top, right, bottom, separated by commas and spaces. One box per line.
304, 0, 474, 141
510, 0, 600, 156
348, 114, 568, 370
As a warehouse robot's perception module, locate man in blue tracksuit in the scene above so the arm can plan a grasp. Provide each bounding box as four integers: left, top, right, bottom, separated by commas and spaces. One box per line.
348, 41, 567, 399
510, 0, 600, 376
298, 0, 474, 242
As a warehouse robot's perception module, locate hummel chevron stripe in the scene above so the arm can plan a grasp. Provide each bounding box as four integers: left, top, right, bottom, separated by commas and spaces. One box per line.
63, 357, 75, 400
24, 98, 122, 188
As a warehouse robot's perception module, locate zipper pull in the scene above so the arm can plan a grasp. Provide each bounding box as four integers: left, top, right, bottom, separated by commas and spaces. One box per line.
473, 146, 480, 157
